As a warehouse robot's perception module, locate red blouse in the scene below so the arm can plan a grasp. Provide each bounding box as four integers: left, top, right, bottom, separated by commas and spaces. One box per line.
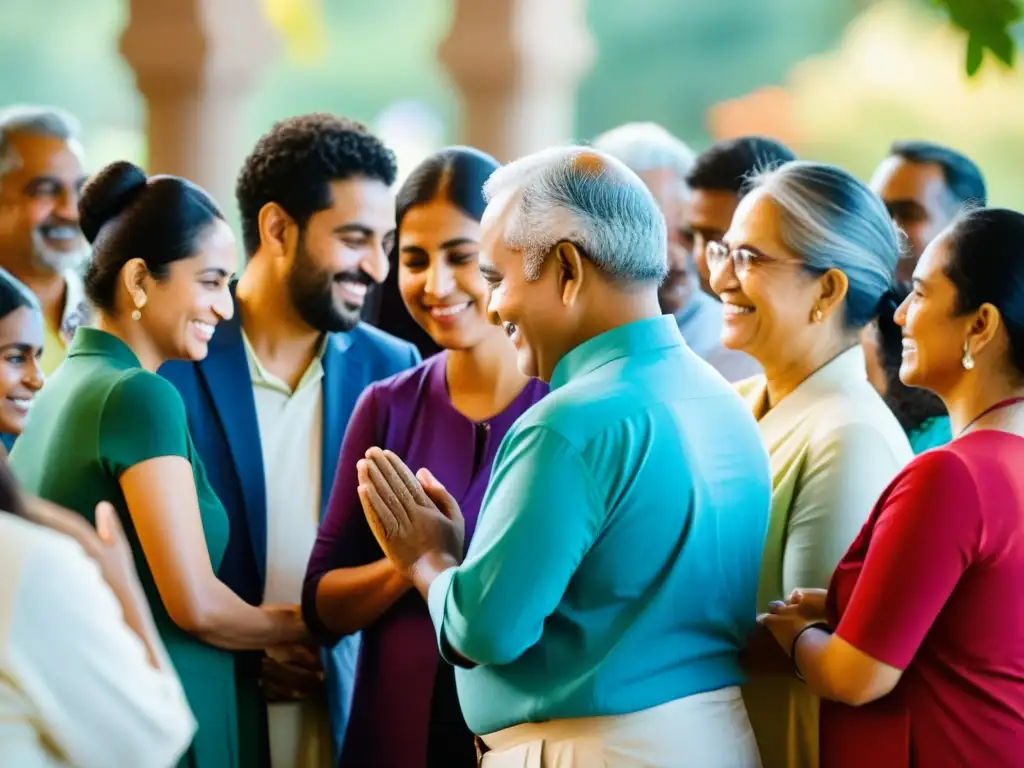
823, 431, 1024, 767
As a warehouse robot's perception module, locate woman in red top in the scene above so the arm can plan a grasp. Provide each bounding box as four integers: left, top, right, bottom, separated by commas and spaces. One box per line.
759, 207, 1024, 767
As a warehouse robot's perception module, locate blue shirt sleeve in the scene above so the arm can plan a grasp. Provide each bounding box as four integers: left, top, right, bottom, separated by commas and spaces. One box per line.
427, 425, 605, 667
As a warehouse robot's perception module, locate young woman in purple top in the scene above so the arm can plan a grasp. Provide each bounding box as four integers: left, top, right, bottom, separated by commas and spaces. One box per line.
302, 147, 548, 767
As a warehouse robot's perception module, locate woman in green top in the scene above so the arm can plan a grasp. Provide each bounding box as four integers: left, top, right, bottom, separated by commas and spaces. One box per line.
10, 161, 307, 768
863, 282, 952, 453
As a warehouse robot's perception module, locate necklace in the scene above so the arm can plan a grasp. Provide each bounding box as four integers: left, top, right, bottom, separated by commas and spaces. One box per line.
957, 396, 1024, 438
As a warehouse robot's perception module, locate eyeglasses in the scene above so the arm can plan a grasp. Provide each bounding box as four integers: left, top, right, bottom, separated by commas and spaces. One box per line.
705, 240, 801, 276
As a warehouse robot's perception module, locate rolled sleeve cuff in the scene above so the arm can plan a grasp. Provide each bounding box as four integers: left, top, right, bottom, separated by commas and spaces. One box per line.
427, 565, 462, 664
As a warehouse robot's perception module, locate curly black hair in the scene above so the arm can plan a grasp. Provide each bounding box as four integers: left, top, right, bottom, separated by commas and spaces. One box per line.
236, 113, 398, 256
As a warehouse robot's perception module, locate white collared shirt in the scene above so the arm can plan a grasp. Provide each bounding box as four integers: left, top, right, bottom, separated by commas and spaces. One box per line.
242, 333, 332, 768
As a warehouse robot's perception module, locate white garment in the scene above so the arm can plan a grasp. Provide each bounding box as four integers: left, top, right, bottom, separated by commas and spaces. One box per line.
0, 513, 195, 768
244, 334, 332, 768
481, 687, 761, 768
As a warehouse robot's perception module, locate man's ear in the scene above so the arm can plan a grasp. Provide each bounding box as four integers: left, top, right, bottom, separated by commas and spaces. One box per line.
554, 241, 585, 308
257, 202, 294, 257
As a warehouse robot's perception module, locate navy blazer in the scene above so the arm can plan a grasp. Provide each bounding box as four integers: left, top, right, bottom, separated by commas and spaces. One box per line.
160, 305, 419, 758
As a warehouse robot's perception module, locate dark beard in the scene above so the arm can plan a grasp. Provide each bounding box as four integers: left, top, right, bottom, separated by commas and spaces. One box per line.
287, 235, 370, 333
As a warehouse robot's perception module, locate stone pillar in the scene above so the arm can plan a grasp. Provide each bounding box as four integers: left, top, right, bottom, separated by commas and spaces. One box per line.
438, 0, 596, 163
119, 0, 280, 210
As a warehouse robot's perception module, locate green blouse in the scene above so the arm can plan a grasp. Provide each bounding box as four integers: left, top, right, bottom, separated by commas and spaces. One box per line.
11, 328, 241, 768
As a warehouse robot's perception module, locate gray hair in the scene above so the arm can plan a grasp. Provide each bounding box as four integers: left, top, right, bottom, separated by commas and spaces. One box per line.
0, 105, 80, 187
750, 161, 903, 329
591, 122, 696, 184
482, 145, 668, 283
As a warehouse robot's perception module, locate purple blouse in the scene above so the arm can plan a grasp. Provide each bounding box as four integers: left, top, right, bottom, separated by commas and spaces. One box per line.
303, 352, 547, 768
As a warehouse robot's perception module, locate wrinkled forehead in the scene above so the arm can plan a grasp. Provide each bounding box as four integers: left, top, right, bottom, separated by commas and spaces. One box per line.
3, 131, 86, 179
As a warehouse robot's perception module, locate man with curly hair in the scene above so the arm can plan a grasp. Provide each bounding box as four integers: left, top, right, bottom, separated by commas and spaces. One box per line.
162, 113, 420, 768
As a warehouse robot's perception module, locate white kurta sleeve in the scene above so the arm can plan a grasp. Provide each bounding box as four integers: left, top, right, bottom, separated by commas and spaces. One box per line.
4, 529, 196, 768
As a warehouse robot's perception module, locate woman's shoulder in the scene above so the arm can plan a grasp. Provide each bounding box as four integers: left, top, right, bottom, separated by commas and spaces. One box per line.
102, 368, 186, 417
369, 352, 443, 397
809, 381, 910, 451
0, 514, 88, 600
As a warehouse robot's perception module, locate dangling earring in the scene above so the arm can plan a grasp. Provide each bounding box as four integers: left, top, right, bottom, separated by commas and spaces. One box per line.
962, 340, 974, 371
132, 293, 145, 322
813, 308, 824, 323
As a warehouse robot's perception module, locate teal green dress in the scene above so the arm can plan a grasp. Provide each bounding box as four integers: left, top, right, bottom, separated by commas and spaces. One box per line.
908, 415, 952, 454
11, 328, 240, 768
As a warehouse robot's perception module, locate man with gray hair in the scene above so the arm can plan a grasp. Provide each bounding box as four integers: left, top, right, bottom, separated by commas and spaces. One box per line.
355, 146, 771, 765
593, 122, 760, 382
0, 105, 91, 375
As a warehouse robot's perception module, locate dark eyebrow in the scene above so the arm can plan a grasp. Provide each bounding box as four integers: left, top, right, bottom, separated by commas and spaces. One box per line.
0, 343, 35, 354
400, 244, 428, 256
198, 267, 231, 278
23, 176, 64, 194
333, 224, 374, 237
479, 263, 502, 280
440, 237, 478, 250
886, 199, 926, 214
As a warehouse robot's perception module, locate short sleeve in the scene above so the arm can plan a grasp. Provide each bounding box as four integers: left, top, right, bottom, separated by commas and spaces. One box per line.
302, 383, 385, 643
99, 371, 190, 477
836, 450, 981, 669
6, 526, 196, 767
783, 422, 905, 594
428, 425, 605, 667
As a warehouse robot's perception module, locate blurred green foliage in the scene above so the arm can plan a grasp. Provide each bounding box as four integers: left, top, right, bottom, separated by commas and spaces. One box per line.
930, 0, 1022, 74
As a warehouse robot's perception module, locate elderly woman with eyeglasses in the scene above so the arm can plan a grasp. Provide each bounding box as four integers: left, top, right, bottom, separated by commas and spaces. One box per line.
707, 162, 913, 768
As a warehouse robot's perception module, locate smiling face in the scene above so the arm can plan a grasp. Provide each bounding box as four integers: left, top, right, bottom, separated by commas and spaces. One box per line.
710, 189, 834, 367
285, 177, 395, 332
136, 218, 236, 362
397, 198, 499, 351
0, 304, 44, 434
479, 194, 578, 381
0, 131, 90, 276
894, 233, 973, 396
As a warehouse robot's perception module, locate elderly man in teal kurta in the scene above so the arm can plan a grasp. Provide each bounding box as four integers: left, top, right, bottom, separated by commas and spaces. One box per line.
355, 147, 773, 767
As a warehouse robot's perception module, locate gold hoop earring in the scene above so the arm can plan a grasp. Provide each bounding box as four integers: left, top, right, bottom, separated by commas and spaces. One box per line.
962, 340, 974, 371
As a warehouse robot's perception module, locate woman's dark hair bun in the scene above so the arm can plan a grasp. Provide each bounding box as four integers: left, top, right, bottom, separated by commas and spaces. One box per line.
875, 283, 907, 319
78, 161, 148, 244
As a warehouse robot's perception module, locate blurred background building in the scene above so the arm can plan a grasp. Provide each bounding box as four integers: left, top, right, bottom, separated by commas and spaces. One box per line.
3, 0, 1022, 236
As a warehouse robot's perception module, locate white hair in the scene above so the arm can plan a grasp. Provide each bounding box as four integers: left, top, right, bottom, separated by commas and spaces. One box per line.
750, 161, 904, 329
591, 122, 696, 183
0, 105, 80, 190
482, 145, 668, 283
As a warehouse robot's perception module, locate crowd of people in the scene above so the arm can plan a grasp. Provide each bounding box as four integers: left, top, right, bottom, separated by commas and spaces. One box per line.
0, 101, 1021, 768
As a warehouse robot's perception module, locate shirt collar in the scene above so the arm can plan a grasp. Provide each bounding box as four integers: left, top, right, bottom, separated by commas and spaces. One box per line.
60, 269, 91, 336
549, 315, 682, 391
242, 330, 328, 394
65, 327, 141, 368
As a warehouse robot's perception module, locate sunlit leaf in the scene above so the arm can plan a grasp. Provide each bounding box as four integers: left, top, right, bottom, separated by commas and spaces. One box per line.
966, 32, 985, 74
930, 0, 1022, 75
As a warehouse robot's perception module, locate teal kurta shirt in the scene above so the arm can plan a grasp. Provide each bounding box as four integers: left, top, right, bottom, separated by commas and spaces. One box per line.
426, 315, 772, 735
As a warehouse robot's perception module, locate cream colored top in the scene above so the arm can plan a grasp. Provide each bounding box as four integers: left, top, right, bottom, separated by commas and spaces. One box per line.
243, 333, 331, 768
736, 345, 913, 768
40, 269, 90, 377
0, 513, 195, 768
